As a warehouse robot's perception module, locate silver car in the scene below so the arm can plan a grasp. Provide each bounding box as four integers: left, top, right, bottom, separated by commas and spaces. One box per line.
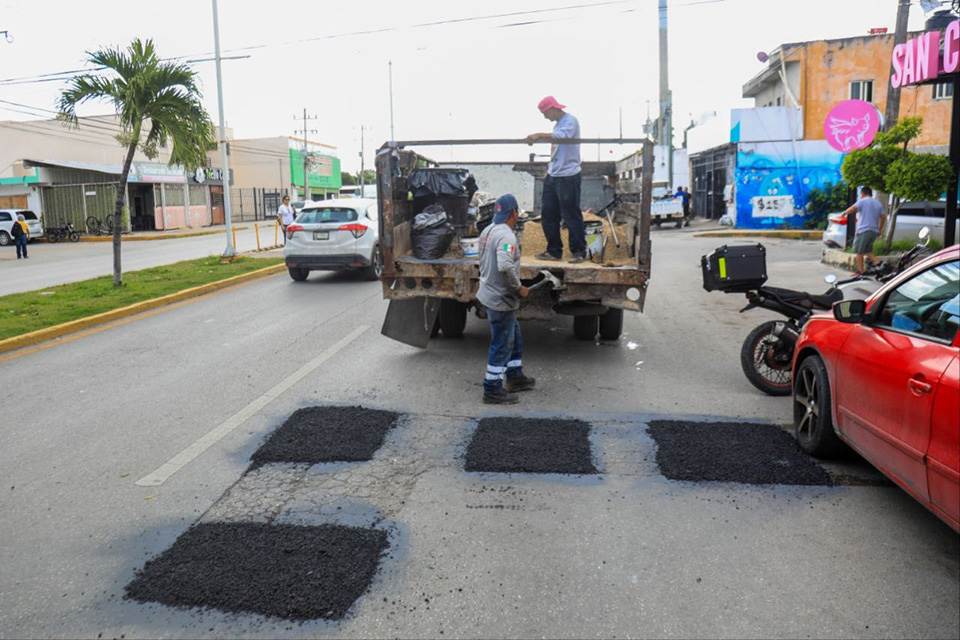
283, 198, 382, 281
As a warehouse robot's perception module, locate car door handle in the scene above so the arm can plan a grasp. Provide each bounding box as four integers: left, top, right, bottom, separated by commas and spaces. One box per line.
908, 377, 932, 395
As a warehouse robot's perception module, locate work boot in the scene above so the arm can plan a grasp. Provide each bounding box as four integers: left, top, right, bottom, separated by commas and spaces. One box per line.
483, 388, 519, 405
568, 253, 585, 264
534, 252, 561, 261
504, 374, 536, 392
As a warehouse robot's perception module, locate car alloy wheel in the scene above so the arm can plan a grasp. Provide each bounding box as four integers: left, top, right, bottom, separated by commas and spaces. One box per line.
792, 355, 844, 458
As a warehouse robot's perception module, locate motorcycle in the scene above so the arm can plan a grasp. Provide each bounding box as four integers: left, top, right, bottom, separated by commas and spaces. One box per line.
46, 222, 81, 243
704, 228, 932, 396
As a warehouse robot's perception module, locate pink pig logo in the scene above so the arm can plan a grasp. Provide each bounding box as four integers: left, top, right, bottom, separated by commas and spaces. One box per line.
824, 100, 881, 153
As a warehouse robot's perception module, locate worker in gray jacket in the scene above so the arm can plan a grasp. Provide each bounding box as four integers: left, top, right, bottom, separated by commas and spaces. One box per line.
477, 194, 536, 404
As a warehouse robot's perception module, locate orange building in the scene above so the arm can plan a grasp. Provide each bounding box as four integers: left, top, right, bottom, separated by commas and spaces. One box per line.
743, 32, 954, 151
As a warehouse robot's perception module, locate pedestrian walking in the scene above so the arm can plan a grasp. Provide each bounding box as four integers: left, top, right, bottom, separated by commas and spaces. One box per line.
675, 186, 691, 219
842, 186, 885, 274
526, 96, 585, 263
477, 194, 537, 405
278, 195, 296, 245
11, 213, 29, 259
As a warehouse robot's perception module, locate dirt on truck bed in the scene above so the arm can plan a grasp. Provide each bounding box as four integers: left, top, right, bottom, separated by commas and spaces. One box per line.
521, 211, 634, 267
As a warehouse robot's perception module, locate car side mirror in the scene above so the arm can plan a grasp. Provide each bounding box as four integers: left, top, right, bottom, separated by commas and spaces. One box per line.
833, 299, 866, 324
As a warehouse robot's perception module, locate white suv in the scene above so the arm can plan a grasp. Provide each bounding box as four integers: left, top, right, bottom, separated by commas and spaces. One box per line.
283, 198, 381, 281
0, 209, 44, 245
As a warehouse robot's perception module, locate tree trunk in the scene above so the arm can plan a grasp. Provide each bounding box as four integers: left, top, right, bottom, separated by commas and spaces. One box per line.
113, 140, 138, 287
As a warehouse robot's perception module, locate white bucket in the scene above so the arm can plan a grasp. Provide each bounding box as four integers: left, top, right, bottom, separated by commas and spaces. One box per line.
585, 220, 605, 261
460, 237, 480, 257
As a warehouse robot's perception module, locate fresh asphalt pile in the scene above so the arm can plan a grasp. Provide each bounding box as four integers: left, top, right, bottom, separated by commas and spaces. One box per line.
125, 522, 388, 621
250, 406, 399, 468
647, 420, 832, 485
465, 417, 598, 474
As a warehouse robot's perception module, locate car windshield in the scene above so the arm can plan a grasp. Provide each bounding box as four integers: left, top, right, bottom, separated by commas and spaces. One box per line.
298, 207, 359, 224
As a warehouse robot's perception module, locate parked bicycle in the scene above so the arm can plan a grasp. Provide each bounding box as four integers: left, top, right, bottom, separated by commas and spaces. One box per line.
85, 215, 116, 236
46, 222, 81, 243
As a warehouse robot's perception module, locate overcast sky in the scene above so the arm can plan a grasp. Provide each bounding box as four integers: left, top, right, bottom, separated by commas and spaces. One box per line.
0, 0, 934, 172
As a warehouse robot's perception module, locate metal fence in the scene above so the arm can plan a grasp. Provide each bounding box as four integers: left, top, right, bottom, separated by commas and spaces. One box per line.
228, 188, 290, 222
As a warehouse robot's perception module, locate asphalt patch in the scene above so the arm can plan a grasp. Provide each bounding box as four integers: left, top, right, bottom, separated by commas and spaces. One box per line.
125, 522, 388, 621
465, 417, 597, 474
647, 420, 832, 486
251, 406, 398, 467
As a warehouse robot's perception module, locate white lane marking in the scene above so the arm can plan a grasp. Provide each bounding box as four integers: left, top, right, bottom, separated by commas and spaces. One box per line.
135, 324, 370, 487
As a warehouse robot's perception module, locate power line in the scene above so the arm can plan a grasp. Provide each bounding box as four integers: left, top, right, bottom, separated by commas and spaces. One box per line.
0, 0, 635, 87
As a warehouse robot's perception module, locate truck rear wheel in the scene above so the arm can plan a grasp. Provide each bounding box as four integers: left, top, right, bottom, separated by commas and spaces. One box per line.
439, 300, 467, 338
598, 308, 623, 341
573, 315, 598, 340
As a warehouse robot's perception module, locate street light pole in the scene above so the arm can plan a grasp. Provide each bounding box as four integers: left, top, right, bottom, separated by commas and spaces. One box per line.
211, 0, 235, 258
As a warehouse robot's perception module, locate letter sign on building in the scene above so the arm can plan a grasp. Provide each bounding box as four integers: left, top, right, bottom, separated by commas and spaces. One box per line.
891, 19, 960, 88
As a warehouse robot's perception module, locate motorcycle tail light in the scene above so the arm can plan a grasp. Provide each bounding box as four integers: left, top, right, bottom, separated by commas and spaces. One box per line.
338, 223, 368, 238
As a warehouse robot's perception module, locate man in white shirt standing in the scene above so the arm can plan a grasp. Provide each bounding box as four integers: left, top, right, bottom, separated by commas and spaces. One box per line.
526, 96, 584, 263
278, 195, 296, 245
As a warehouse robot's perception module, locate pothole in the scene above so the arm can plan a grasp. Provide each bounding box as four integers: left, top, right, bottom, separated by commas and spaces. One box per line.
465, 417, 598, 475
125, 522, 389, 621
251, 406, 399, 468
647, 420, 832, 486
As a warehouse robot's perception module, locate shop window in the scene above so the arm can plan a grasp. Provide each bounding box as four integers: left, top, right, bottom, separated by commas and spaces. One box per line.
850, 80, 874, 102
932, 82, 954, 101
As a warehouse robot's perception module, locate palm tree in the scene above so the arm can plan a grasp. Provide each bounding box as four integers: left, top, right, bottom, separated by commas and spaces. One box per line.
58, 38, 215, 286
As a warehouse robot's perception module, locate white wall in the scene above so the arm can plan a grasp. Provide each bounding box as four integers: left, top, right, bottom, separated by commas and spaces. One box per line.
442, 163, 536, 211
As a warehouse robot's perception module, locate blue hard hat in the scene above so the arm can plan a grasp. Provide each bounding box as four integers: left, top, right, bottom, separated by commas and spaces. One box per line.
493, 194, 519, 223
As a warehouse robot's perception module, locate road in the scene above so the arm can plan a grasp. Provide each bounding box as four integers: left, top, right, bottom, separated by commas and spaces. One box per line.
1, 230, 957, 639
0, 222, 280, 297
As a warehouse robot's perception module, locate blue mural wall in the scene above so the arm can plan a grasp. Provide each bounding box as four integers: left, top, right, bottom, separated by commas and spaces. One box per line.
735, 141, 845, 229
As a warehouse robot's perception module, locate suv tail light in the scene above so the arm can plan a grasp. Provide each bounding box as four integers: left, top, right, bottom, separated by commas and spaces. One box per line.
286, 223, 304, 239
338, 223, 368, 239
828, 214, 847, 226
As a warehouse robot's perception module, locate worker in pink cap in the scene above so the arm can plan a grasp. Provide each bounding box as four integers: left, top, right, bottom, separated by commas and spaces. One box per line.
526, 96, 584, 263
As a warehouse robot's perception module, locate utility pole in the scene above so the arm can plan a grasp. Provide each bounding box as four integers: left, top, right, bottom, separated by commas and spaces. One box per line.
359, 124, 365, 197
211, 0, 235, 258
389, 61, 395, 141
295, 109, 318, 201
658, 0, 673, 188
884, 0, 911, 130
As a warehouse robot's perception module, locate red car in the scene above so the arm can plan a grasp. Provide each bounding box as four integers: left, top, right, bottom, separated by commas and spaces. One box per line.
792, 245, 960, 532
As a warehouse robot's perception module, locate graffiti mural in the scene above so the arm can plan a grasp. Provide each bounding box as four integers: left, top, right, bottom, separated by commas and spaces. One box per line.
734, 141, 844, 229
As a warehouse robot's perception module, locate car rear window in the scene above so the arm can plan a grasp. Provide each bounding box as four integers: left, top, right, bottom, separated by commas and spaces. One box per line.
897, 204, 927, 216
18, 211, 37, 220
298, 207, 359, 224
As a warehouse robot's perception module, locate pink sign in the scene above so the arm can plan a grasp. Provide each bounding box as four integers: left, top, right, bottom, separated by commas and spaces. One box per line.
891, 19, 960, 88
824, 100, 881, 153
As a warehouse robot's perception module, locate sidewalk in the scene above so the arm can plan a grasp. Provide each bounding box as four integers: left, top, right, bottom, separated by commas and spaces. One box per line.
64, 221, 279, 243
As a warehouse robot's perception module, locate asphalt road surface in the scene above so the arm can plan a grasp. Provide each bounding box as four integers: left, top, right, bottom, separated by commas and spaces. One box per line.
1, 230, 957, 639
0, 222, 279, 297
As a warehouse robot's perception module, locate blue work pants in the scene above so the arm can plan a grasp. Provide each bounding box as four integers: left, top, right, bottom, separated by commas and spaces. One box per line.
541, 172, 585, 258
483, 307, 524, 393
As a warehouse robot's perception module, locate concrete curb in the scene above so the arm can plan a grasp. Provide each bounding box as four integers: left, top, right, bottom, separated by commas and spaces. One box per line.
821, 247, 898, 270
0, 262, 286, 355
693, 230, 822, 240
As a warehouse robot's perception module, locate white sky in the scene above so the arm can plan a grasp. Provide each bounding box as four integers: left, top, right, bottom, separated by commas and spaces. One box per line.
0, 0, 933, 172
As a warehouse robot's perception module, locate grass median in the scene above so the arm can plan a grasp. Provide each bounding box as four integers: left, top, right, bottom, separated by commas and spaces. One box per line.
0, 256, 283, 341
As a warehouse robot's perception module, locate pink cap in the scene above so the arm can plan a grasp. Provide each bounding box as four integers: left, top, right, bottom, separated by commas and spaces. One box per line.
537, 96, 566, 113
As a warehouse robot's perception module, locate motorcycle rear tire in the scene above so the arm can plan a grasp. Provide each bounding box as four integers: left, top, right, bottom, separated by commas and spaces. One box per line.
740, 320, 793, 396
69, 231, 81, 242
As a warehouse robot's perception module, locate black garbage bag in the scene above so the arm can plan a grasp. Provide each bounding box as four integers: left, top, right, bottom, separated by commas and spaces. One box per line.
412, 205, 455, 259
408, 168, 469, 198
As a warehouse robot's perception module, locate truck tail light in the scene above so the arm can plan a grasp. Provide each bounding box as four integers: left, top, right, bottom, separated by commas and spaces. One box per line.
286, 223, 304, 238
339, 223, 368, 239
828, 214, 847, 226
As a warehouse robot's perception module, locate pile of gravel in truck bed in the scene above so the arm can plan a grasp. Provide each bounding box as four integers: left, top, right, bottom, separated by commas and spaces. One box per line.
125, 522, 389, 621
465, 417, 597, 474
251, 406, 398, 468
647, 420, 832, 486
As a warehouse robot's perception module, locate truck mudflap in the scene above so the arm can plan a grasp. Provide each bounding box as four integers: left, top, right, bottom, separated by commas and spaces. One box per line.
381, 297, 441, 348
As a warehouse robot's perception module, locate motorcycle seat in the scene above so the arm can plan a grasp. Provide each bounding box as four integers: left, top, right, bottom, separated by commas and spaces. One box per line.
763, 287, 841, 310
